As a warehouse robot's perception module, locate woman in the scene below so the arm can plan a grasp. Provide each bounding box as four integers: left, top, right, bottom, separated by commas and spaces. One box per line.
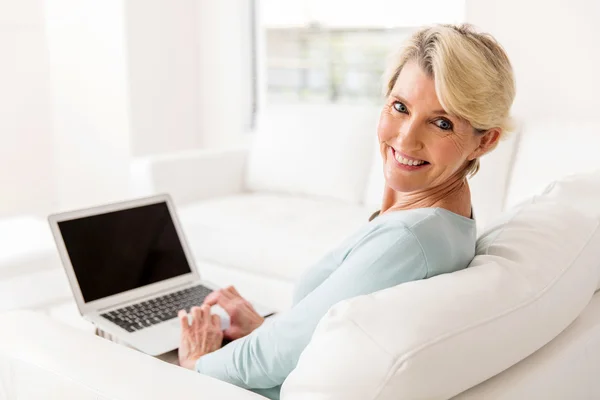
177, 23, 515, 399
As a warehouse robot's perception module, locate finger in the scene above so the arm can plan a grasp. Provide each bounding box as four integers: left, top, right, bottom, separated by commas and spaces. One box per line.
211, 314, 221, 329
227, 286, 242, 297
191, 306, 201, 314
200, 304, 211, 323
203, 290, 222, 306
191, 306, 203, 325
239, 300, 257, 313
219, 288, 235, 300
215, 295, 239, 316
178, 310, 189, 332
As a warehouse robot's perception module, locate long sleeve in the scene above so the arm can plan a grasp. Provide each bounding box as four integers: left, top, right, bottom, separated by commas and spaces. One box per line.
195, 224, 428, 395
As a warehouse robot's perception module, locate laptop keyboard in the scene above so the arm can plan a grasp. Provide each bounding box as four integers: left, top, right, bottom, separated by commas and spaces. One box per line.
100, 284, 213, 332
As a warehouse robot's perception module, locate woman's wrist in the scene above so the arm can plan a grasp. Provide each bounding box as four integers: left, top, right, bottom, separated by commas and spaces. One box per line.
180, 356, 200, 370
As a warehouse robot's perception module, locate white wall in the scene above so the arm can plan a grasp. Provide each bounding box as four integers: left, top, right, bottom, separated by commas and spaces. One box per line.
466, 0, 600, 120
124, 0, 254, 154
196, 0, 254, 148
0, 0, 55, 217
125, 0, 202, 157
466, 0, 600, 208
0, 1, 254, 218
44, 0, 132, 212
261, 0, 465, 28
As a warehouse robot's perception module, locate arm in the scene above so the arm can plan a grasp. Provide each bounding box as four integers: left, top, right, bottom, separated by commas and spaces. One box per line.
195, 225, 428, 390
291, 252, 338, 306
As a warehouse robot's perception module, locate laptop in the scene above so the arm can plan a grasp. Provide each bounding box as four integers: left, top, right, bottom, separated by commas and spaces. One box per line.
48, 194, 274, 356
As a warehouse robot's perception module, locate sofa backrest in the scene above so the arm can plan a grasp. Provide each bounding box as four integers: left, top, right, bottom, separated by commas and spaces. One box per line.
467, 130, 520, 230
504, 118, 599, 208
362, 135, 385, 209
246, 103, 523, 228
245, 104, 380, 203
247, 108, 599, 235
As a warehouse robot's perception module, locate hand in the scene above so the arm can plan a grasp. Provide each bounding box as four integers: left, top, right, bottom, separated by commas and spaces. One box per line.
203, 286, 264, 341
178, 305, 223, 370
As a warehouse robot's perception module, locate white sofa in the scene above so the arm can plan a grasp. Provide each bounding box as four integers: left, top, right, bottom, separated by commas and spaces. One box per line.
129, 105, 519, 310
1, 106, 600, 399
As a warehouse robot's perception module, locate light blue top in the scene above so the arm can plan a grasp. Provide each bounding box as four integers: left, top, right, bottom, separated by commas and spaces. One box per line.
195, 207, 476, 399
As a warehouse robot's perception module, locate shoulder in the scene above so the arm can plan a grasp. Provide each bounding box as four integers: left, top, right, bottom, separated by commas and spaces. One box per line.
339, 214, 429, 282
346, 212, 431, 265
408, 208, 477, 277
370, 208, 477, 277
371, 208, 475, 237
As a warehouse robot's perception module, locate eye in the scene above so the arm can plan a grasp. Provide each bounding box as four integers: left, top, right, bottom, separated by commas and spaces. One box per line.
392, 101, 408, 114
434, 118, 453, 131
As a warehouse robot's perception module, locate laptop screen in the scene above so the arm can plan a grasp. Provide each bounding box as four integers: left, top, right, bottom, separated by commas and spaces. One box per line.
58, 201, 192, 303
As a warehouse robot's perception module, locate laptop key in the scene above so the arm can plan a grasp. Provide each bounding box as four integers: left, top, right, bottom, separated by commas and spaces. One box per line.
105, 285, 214, 331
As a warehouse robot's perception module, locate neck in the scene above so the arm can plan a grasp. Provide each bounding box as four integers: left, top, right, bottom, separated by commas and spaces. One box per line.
380, 170, 472, 218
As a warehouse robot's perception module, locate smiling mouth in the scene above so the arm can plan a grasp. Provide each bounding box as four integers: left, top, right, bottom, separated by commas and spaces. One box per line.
390, 147, 430, 167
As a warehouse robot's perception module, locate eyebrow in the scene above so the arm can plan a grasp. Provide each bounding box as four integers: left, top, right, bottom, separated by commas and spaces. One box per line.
391, 93, 450, 116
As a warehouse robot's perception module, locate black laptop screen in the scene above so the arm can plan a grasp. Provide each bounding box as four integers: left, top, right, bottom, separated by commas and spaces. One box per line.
58, 201, 192, 303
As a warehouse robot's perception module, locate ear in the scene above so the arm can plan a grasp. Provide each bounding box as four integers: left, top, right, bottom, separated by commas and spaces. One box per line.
467, 128, 502, 161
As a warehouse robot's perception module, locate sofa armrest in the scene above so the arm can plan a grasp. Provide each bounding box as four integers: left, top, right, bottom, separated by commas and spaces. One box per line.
0, 310, 266, 400
131, 147, 249, 206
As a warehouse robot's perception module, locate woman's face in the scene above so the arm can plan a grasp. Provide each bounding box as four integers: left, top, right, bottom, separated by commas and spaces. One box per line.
378, 60, 487, 193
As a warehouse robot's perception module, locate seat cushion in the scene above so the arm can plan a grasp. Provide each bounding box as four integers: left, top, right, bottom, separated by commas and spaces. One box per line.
0, 268, 72, 313
0, 216, 70, 313
0, 216, 59, 280
282, 197, 600, 400
245, 104, 379, 204
196, 260, 295, 312
178, 193, 372, 282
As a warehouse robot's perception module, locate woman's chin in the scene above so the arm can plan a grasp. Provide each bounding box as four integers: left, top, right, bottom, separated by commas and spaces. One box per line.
384, 179, 425, 193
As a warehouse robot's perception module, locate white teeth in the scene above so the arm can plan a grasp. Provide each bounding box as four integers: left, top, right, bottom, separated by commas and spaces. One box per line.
394, 151, 425, 166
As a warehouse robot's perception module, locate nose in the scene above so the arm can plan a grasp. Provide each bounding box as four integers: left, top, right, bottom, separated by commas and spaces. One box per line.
395, 118, 422, 150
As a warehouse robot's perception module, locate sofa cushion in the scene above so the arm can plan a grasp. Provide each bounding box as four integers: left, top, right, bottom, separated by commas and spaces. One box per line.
245, 104, 379, 204
0, 268, 72, 313
453, 290, 600, 399
281, 198, 600, 400
539, 169, 600, 290
0, 311, 267, 400
468, 129, 520, 231
178, 193, 372, 282
504, 119, 599, 208
541, 169, 600, 219
196, 260, 296, 312
363, 136, 384, 209
0, 216, 59, 280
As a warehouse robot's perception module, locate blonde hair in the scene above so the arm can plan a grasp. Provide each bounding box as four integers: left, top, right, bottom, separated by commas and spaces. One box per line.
383, 24, 516, 178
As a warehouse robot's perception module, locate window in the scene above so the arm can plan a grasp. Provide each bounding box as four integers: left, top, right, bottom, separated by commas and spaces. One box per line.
259, 0, 465, 106
265, 27, 413, 104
